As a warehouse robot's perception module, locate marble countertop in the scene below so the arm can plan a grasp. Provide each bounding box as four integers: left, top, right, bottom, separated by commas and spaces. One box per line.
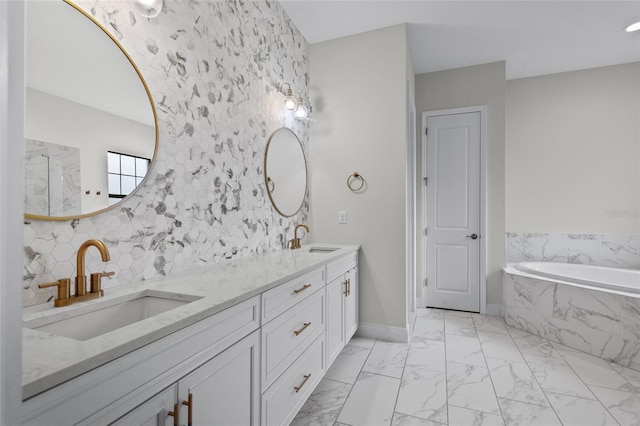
22, 243, 359, 400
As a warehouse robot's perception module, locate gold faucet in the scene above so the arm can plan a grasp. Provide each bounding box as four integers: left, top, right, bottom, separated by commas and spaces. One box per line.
290, 224, 310, 249
39, 239, 114, 307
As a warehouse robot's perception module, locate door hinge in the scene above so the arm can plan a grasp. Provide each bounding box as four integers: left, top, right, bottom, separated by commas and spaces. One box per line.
423, 228, 428, 236
424, 278, 428, 287
425, 127, 428, 135
423, 177, 428, 186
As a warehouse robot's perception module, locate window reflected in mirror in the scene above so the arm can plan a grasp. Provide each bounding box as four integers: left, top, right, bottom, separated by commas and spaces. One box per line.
107, 152, 150, 206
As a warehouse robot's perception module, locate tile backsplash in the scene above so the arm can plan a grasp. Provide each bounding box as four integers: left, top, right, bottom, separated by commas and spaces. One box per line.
506, 232, 640, 269
23, 0, 309, 306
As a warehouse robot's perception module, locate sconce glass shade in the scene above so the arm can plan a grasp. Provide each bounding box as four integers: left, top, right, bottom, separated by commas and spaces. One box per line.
284, 93, 297, 110
280, 83, 297, 110
626, 21, 640, 32
295, 102, 309, 119
133, 0, 163, 18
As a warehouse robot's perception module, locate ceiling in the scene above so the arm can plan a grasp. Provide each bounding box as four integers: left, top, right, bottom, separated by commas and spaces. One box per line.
279, 0, 640, 80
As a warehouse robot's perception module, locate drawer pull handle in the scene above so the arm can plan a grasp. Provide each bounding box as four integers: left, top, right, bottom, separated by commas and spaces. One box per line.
294, 374, 311, 393
182, 393, 193, 426
167, 403, 180, 426
294, 322, 311, 336
293, 284, 312, 294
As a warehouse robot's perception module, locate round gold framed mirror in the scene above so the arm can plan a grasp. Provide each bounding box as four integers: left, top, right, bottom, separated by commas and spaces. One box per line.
264, 128, 307, 217
24, 0, 158, 221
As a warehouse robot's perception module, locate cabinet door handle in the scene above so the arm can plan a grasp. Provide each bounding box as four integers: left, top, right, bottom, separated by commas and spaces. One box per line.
182, 393, 193, 426
347, 278, 351, 296
293, 284, 311, 294
294, 374, 311, 393
293, 322, 311, 336
167, 403, 180, 426
343, 280, 349, 296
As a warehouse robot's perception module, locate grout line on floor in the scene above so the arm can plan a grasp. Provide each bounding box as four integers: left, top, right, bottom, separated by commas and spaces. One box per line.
472, 311, 506, 422
331, 337, 375, 426
549, 341, 627, 423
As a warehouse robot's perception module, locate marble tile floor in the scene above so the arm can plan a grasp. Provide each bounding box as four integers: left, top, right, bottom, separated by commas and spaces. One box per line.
291, 308, 640, 426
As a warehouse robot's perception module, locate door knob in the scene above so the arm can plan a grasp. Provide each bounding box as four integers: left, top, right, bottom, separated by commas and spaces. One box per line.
466, 234, 478, 240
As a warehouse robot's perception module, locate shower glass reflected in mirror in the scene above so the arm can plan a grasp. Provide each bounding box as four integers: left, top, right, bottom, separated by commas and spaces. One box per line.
24, 0, 158, 220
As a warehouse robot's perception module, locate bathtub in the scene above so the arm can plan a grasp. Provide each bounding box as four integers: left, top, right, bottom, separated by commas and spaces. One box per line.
514, 261, 640, 294
503, 262, 640, 372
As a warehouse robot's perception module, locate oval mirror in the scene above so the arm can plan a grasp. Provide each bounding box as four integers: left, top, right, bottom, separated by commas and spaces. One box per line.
24, 0, 158, 220
264, 128, 307, 217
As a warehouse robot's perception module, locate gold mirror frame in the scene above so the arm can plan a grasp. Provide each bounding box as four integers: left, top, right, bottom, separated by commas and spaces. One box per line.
24, 0, 159, 222
264, 127, 308, 217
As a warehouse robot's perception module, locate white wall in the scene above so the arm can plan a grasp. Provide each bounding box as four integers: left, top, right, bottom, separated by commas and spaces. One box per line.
415, 62, 506, 306
0, 1, 24, 422
309, 25, 412, 331
25, 88, 155, 213
506, 62, 640, 233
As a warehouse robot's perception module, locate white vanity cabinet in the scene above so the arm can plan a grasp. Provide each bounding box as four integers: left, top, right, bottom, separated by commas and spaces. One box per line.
22, 249, 360, 426
325, 252, 358, 365
111, 331, 260, 426
110, 384, 178, 426
260, 267, 327, 426
22, 296, 261, 426
111, 383, 178, 426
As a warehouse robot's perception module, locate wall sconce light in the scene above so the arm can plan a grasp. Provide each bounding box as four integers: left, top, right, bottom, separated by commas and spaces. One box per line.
278, 82, 312, 121
133, 0, 164, 18
294, 94, 309, 120
279, 83, 297, 110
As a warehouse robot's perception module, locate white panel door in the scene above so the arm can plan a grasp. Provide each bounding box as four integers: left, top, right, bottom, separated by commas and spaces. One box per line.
425, 112, 481, 312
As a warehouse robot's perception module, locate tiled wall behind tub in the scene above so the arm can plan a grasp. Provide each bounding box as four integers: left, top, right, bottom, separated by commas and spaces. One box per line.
506, 232, 640, 269
23, 0, 310, 307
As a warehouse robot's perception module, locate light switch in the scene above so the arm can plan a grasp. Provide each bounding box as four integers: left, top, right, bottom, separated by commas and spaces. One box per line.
338, 210, 347, 224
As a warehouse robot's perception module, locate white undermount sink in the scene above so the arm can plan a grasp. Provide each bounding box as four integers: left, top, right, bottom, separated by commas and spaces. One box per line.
25, 290, 202, 341
307, 247, 339, 254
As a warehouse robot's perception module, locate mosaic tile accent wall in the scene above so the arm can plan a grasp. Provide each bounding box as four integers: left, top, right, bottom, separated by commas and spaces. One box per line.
506, 232, 640, 269
23, 0, 310, 306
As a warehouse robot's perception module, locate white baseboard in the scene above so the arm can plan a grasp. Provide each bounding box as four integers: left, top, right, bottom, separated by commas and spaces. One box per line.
485, 304, 502, 316
355, 322, 409, 343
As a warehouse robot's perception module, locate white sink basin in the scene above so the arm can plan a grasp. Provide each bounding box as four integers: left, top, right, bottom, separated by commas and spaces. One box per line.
25, 290, 202, 341
308, 247, 339, 254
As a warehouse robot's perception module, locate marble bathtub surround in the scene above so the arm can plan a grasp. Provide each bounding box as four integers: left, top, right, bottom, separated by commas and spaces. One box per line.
23, 0, 310, 307
22, 244, 357, 398
293, 307, 640, 425
503, 267, 640, 373
506, 232, 640, 269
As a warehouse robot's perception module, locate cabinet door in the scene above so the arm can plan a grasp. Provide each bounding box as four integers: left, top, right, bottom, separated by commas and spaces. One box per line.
326, 275, 346, 365
110, 384, 178, 426
345, 267, 358, 342
177, 330, 260, 426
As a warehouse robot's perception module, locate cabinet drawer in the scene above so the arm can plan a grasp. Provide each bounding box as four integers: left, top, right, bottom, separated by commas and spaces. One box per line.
262, 289, 325, 391
262, 267, 324, 323
261, 335, 325, 426
326, 252, 357, 283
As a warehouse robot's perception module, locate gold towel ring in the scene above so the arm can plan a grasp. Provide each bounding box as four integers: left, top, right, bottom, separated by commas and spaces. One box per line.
347, 172, 365, 192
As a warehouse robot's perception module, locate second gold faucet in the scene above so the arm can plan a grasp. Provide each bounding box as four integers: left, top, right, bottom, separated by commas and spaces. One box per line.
290, 224, 309, 249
